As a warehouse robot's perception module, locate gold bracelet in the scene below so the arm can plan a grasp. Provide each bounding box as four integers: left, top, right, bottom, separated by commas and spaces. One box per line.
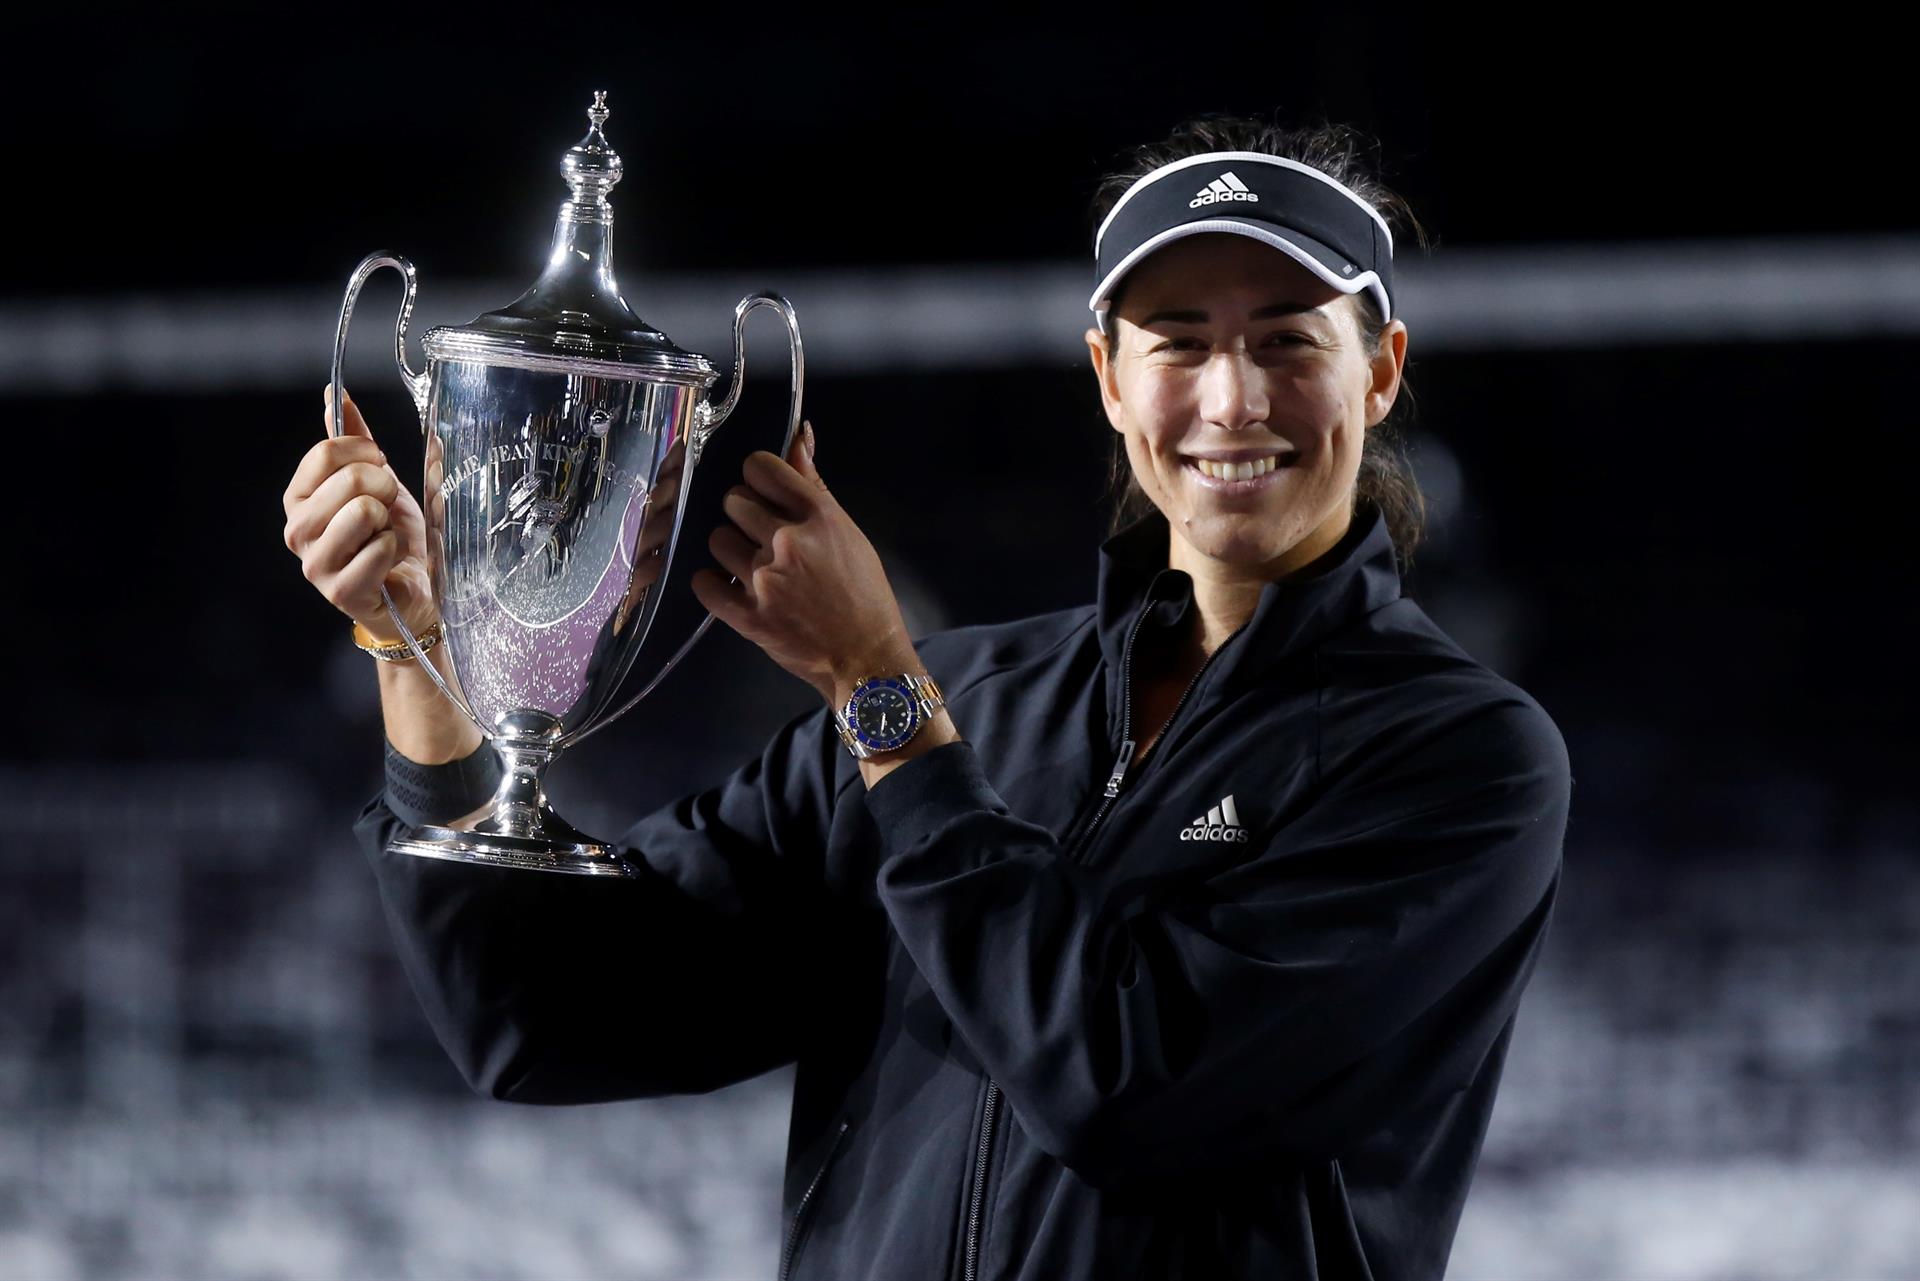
352, 618, 445, 663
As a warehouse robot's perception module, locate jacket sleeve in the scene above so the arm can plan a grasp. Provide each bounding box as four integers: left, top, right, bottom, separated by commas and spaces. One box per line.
353, 702, 854, 1105
861, 696, 1570, 1185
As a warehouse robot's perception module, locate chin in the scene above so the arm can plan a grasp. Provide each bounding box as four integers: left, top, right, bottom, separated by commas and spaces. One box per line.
1178, 515, 1303, 569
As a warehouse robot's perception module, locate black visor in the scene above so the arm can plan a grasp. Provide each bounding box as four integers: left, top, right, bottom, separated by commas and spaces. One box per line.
1090, 151, 1395, 333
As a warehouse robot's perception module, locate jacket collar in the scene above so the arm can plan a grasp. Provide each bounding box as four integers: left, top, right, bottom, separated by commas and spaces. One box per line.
1094, 500, 1403, 735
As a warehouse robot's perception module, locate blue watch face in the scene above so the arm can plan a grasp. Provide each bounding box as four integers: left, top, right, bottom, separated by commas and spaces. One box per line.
850, 679, 918, 751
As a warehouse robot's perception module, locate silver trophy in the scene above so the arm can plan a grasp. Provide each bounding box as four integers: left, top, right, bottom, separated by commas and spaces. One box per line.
327, 92, 802, 876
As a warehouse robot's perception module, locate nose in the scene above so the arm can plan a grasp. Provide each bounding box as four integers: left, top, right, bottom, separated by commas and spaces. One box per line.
1197, 349, 1269, 432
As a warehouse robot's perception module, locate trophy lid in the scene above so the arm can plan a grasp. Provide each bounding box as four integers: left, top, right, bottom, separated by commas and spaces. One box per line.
423, 92, 716, 384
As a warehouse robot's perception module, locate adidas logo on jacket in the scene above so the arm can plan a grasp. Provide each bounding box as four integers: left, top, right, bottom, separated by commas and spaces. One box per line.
1179, 793, 1249, 842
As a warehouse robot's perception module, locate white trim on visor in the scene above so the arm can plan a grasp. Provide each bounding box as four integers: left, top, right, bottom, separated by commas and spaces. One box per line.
1088, 220, 1393, 333
1093, 151, 1396, 257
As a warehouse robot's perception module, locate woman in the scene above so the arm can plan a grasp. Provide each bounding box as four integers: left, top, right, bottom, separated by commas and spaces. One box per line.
285, 114, 1571, 1280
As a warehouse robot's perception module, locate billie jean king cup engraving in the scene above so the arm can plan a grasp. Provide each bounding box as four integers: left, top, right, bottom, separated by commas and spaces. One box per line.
327, 92, 803, 876
432, 367, 681, 726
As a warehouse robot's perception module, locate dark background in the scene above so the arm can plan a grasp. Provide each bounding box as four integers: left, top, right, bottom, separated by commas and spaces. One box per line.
2, 13, 1913, 1279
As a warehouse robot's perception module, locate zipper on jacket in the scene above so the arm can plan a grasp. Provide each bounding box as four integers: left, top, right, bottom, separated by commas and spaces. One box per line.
1072, 593, 1242, 864
961, 591, 1240, 1281
780, 1119, 849, 1281
1103, 739, 1137, 799
962, 1081, 999, 1281
1056, 592, 1154, 861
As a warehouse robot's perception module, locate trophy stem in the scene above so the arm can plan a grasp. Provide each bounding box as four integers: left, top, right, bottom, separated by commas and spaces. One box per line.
387, 715, 634, 877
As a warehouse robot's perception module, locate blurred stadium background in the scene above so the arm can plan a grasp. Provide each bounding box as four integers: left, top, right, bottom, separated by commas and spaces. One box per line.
3, 15, 1913, 1280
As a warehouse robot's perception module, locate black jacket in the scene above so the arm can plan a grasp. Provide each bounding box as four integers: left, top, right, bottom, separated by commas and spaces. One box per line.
353, 500, 1572, 1281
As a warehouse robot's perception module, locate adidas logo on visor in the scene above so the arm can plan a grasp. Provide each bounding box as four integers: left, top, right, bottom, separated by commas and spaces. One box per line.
1180, 793, 1250, 843
1188, 171, 1259, 210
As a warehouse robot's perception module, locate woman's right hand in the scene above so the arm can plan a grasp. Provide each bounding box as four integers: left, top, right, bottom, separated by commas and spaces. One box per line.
283, 386, 437, 640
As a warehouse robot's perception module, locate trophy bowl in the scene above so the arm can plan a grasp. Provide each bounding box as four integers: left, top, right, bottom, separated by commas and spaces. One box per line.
326, 92, 802, 876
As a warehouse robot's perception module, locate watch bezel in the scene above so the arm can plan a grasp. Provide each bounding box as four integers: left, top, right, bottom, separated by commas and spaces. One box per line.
844, 675, 923, 753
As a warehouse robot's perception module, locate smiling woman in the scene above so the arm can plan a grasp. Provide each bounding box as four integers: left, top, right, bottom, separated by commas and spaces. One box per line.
329, 108, 1570, 1281
1090, 234, 1398, 590
1088, 115, 1433, 575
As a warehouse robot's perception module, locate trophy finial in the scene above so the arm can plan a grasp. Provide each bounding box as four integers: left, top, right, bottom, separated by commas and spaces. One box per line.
562, 91, 622, 209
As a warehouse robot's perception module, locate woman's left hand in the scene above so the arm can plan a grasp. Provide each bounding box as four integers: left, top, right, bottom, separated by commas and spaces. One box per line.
690, 421, 917, 705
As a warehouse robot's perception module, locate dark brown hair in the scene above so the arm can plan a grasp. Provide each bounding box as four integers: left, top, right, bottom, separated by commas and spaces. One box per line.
1091, 112, 1433, 575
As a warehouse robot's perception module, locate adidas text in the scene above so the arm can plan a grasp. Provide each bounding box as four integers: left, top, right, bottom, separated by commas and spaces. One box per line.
1179, 822, 1250, 842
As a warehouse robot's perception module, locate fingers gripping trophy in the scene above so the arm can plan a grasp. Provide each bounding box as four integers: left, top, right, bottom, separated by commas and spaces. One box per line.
317, 92, 803, 876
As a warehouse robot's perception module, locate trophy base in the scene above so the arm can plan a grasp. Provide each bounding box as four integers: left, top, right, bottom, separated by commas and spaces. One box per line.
390, 826, 635, 876
385, 717, 636, 877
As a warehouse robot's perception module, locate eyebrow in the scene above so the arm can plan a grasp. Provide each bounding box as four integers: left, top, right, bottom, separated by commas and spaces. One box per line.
1138, 301, 1326, 326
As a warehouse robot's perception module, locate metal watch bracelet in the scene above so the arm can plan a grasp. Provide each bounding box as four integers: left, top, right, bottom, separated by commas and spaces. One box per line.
835, 671, 945, 760
353, 619, 445, 663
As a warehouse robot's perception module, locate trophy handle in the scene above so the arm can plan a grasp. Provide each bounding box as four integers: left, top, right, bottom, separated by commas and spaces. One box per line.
559, 291, 804, 752
329, 252, 491, 738
691, 291, 805, 468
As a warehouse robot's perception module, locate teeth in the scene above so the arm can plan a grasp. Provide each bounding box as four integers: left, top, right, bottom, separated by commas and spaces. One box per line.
1191, 454, 1289, 480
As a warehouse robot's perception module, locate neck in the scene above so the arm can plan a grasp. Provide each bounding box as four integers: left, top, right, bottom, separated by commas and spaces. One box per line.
1166, 497, 1355, 657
